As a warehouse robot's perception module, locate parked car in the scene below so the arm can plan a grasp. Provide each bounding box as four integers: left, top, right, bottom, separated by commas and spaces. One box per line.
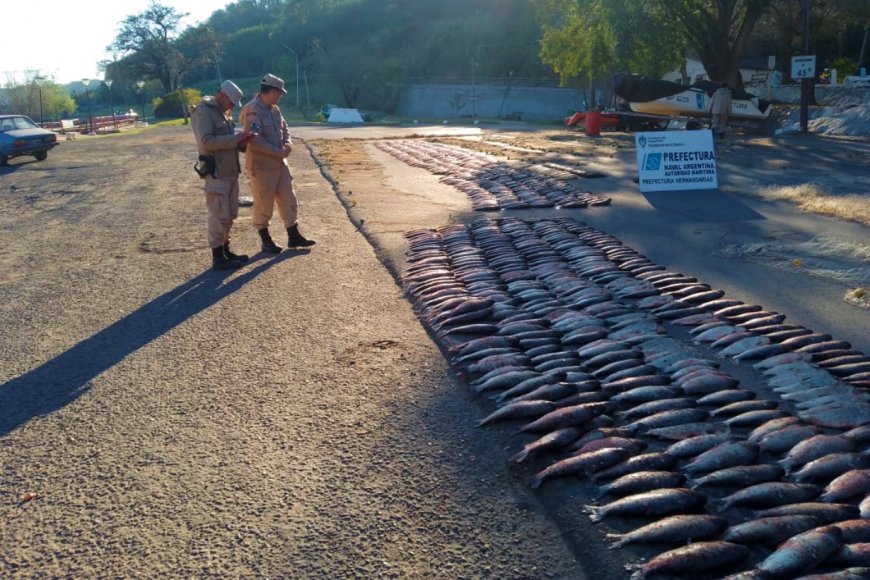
0, 114, 59, 166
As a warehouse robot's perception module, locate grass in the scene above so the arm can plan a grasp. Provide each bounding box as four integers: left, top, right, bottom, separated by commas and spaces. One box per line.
743, 182, 870, 226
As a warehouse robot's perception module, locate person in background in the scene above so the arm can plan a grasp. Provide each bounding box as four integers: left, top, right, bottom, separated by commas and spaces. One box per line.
191, 80, 255, 271
709, 83, 732, 138
239, 73, 315, 253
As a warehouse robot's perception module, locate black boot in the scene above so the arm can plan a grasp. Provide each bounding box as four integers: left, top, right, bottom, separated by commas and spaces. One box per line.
212, 246, 242, 270
258, 228, 282, 254
223, 242, 248, 263
287, 224, 316, 248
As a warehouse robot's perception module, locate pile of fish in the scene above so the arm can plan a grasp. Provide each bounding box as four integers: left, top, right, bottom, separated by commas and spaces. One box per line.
374, 140, 611, 210
403, 216, 870, 579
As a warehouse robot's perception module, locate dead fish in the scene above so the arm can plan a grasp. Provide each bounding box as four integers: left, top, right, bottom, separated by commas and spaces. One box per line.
612, 386, 682, 407
618, 397, 695, 420
572, 436, 647, 456
503, 382, 580, 404
722, 515, 822, 546
711, 399, 779, 418
748, 416, 802, 442
509, 427, 584, 464
753, 351, 813, 369
820, 469, 870, 503
697, 389, 757, 407
757, 525, 843, 577
725, 409, 789, 429
468, 354, 530, 374
528, 447, 631, 489
665, 433, 732, 460
592, 452, 677, 483
472, 370, 540, 395
755, 503, 859, 523
781, 435, 855, 473
862, 495, 870, 518
820, 551, 870, 572
835, 520, 870, 543
475, 400, 558, 427
625, 408, 710, 434
684, 441, 759, 476
759, 424, 821, 455
597, 470, 685, 499
679, 372, 740, 395
585, 488, 706, 522
719, 335, 770, 358
711, 331, 757, 349
793, 453, 870, 483
606, 514, 727, 548
646, 422, 726, 440
694, 324, 739, 343
716, 482, 820, 510
602, 374, 671, 392
734, 343, 788, 362
627, 541, 749, 580
690, 464, 785, 490
518, 401, 610, 433
450, 335, 517, 356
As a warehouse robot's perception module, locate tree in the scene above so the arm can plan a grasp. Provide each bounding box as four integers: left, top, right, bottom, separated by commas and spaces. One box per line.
1, 77, 76, 121
533, 0, 683, 103
108, 2, 191, 93
656, 0, 774, 90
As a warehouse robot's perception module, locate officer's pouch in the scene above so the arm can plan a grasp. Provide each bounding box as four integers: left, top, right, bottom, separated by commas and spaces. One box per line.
194, 155, 217, 179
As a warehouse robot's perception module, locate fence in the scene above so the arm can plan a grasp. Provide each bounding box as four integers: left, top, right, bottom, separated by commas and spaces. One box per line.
43, 113, 140, 134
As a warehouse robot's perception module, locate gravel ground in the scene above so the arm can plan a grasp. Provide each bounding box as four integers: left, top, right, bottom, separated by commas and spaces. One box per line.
0, 127, 606, 578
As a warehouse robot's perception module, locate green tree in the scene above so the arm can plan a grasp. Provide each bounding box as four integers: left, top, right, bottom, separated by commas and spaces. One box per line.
1, 77, 76, 122
108, 2, 192, 93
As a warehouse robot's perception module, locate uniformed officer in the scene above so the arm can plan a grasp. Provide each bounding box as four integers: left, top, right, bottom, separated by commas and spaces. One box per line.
239, 73, 315, 253
191, 80, 255, 270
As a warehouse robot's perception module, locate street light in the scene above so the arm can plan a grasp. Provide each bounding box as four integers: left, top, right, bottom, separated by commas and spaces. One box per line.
81, 79, 94, 134
282, 43, 301, 107
104, 79, 117, 129
33, 76, 46, 127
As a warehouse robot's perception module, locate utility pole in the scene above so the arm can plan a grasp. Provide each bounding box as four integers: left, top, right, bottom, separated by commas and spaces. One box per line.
282, 44, 301, 107
34, 76, 45, 126
800, 0, 811, 134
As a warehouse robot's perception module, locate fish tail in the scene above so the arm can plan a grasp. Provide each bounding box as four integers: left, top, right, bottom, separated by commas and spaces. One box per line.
604, 533, 625, 549
474, 418, 489, 428
584, 505, 604, 522
510, 449, 530, 463
527, 472, 546, 489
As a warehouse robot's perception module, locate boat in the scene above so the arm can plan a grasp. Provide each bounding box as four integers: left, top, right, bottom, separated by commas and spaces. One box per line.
613, 73, 772, 122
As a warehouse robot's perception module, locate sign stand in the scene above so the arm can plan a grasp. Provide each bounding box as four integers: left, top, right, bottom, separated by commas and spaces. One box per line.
635, 130, 718, 193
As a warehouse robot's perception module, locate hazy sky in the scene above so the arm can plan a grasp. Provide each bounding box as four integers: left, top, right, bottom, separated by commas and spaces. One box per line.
1, 1, 229, 85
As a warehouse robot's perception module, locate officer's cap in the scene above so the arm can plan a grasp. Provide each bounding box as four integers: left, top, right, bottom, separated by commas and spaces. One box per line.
261, 73, 287, 94
220, 80, 243, 107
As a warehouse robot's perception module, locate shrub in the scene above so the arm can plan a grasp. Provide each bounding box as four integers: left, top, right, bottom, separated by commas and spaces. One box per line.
152, 88, 202, 118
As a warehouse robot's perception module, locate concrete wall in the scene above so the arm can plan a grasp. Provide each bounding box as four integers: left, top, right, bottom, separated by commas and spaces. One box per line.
397, 84, 588, 122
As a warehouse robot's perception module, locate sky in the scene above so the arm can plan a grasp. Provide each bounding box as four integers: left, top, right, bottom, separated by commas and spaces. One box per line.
0, 1, 230, 85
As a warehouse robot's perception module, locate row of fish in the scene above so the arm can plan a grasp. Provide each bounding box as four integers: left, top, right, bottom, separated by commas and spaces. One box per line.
402, 216, 870, 578
375, 139, 611, 210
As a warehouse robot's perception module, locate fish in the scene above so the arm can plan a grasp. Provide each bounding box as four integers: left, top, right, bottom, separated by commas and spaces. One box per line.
585, 488, 706, 522
518, 401, 610, 433
826, 547, 870, 569
757, 525, 843, 577
509, 427, 583, 463
467, 353, 530, 374
862, 495, 870, 518
624, 408, 710, 434
684, 441, 759, 476
711, 399, 779, 418
528, 447, 631, 489
592, 452, 677, 483
755, 502, 859, 523
502, 382, 580, 405
793, 453, 870, 483
725, 409, 789, 429
665, 433, 732, 460
606, 514, 728, 548
694, 324, 739, 343
618, 397, 695, 420
753, 351, 812, 369
734, 343, 788, 362
718, 335, 770, 358
572, 436, 647, 456
820, 469, 870, 503
597, 470, 685, 499
780, 434, 855, 473
722, 515, 822, 546
646, 422, 726, 440
759, 425, 821, 455
690, 464, 785, 490
697, 390, 757, 407
679, 372, 740, 395
627, 541, 749, 580
835, 520, 870, 543
748, 416, 802, 442
715, 482, 820, 510
472, 370, 540, 395
475, 400, 557, 427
